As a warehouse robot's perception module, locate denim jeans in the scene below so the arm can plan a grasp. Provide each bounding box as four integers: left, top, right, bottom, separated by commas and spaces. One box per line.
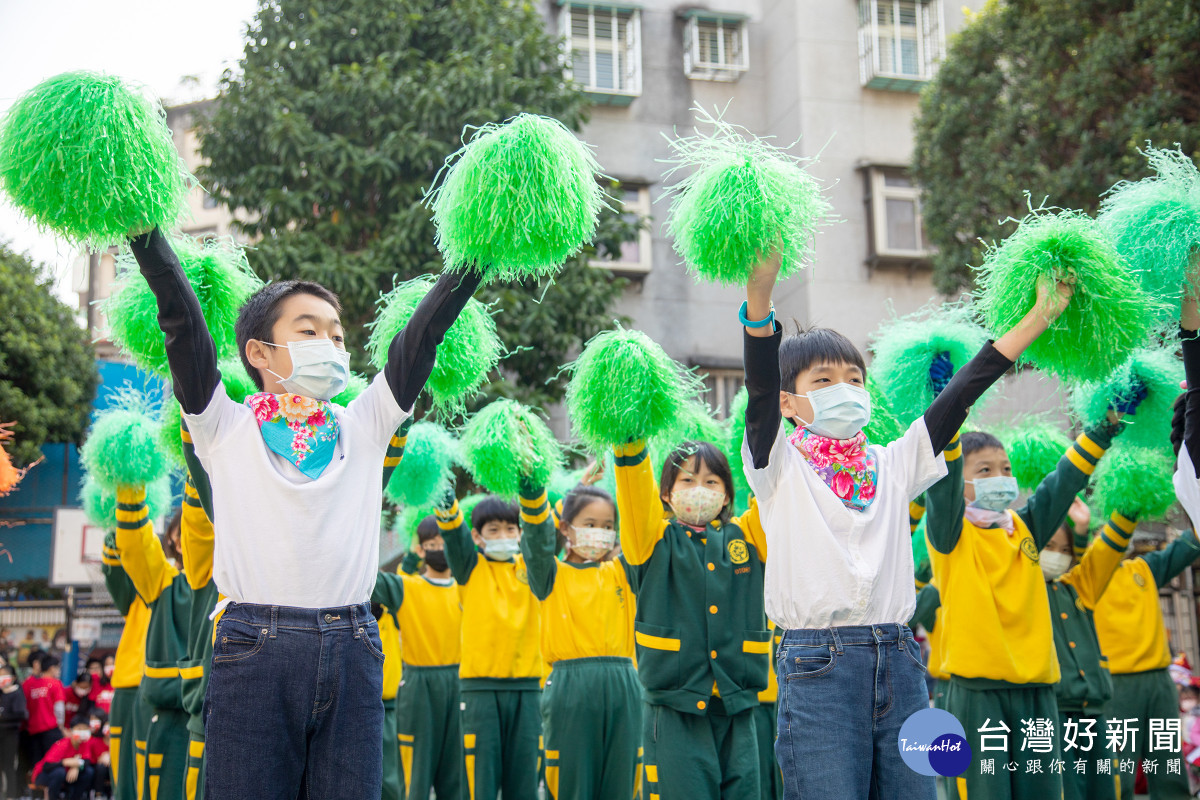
204, 602, 384, 800
775, 623, 935, 800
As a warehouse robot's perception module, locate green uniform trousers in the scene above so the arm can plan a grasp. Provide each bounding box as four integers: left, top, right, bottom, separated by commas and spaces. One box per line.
542, 657, 641, 800
945, 677, 1061, 800
1059, 710, 1118, 800
382, 698, 400, 800
111, 687, 148, 800
641, 701, 759, 800
460, 685, 541, 800
931, 680, 957, 800
1109, 669, 1190, 800
751, 702, 782, 800
184, 730, 204, 800
145, 706, 190, 800
397, 665, 462, 799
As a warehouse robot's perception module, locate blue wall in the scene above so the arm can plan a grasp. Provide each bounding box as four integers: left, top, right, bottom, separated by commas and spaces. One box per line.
0, 359, 168, 582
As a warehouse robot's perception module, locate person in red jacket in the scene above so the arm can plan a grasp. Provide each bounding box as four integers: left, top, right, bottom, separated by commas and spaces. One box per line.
22, 654, 64, 763
32, 721, 94, 800
82, 711, 110, 797
91, 656, 115, 715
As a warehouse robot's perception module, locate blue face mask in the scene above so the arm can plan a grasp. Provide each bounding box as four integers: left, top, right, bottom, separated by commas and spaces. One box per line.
791, 383, 872, 440
481, 537, 520, 562
262, 339, 350, 402
968, 475, 1019, 513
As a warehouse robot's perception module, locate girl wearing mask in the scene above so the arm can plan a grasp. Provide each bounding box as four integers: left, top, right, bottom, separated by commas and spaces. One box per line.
85, 658, 113, 715
518, 477, 640, 800
611, 438, 768, 800
0, 664, 26, 799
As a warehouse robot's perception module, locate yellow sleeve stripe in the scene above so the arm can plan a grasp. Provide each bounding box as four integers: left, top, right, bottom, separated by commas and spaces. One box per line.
634, 631, 681, 652
434, 501, 460, 520
383, 456, 402, 468
1100, 523, 1131, 552
1066, 448, 1096, 476
180, 665, 205, 680
393, 435, 408, 449
180, 428, 193, 444
184, 482, 200, 499
189, 741, 205, 758
149, 754, 163, 769
742, 639, 772, 654
914, 578, 928, 590
143, 665, 180, 679
909, 501, 925, 518
943, 442, 962, 462
102, 556, 121, 567
1076, 434, 1106, 460
614, 439, 647, 463
519, 492, 548, 509
463, 734, 476, 749
437, 513, 464, 531
397, 733, 415, 743
1110, 512, 1136, 535
520, 508, 551, 526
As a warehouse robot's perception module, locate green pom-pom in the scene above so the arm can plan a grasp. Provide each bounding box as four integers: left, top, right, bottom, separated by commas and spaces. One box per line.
332, 373, 370, 407
219, 358, 259, 404
649, 400, 728, 473
975, 206, 1158, 382
0, 72, 194, 250
1072, 347, 1183, 451
726, 387, 751, 505
81, 474, 173, 529
460, 399, 563, 498
1091, 445, 1176, 520
1000, 423, 1073, 492
107, 237, 261, 376
159, 397, 185, 469
1099, 146, 1200, 317
384, 421, 459, 509
394, 504, 436, 551
565, 326, 705, 452
869, 304, 989, 425
863, 376, 907, 446
429, 114, 603, 281
663, 109, 830, 286
80, 391, 168, 490
368, 276, 502, 414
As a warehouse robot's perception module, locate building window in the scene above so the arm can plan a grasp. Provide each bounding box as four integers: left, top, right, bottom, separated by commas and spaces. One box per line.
202, 193, 219, 210
593, 184, 652, 274
863, 166, 931, 264
560, 3, 642, 104
857, 0, 943, 92
701, 369, 746, 421
683, 13, 749, 82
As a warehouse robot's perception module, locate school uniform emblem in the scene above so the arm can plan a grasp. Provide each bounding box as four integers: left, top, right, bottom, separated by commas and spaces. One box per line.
1019, 537, 1039, 562
728, 539, 750, 565
1133, 572, 1146, 588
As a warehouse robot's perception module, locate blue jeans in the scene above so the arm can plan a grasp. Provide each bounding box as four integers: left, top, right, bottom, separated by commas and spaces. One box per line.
775, 623, 935, 800
37, 763, 94, 800
204, 602, 385, 800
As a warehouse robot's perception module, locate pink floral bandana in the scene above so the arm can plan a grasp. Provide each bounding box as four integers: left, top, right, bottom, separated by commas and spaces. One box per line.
789, 427, 878, 511
246, 393, 340, 479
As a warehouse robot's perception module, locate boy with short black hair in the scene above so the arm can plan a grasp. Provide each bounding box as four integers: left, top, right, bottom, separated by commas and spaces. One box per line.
129, 226, 485, 800
23, 653, 64, 764
438, 491, 545, 800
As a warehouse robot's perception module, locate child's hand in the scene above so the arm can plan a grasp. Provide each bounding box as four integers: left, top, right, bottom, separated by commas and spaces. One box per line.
581, 459, 604, 486
747, 245, 783, 291
1035, 272, 1075, 321
1067, 496, 1091, 533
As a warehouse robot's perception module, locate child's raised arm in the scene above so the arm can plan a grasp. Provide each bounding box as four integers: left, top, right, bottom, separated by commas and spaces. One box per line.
1019, 420, 1121, 550
1141, 530, 1200, 588
923, 434, 966, 554
129, 229, 221, 415
114, 485, 178, 605
101, 531, 138, 617
517, 479, 558, 601
180, 476, 214, 592
613, 441, 669, 566
741, 250, 783, 472
1063, 509, 1135, 608
435, 488, 478, 585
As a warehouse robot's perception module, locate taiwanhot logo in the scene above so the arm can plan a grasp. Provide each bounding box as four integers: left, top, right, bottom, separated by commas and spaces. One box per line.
899, 708, 972, 777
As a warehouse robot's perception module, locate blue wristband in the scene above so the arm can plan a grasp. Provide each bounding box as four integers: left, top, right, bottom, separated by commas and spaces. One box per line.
739, 301, 775, 329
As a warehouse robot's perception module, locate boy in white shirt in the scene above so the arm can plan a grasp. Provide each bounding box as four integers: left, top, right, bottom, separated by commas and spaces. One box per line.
128, 227, 483, 800
740, 249, 1072, 799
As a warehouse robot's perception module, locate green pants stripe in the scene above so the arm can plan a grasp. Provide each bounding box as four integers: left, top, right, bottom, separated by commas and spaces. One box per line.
111, 687, 146, 800
642, 702, 759, 800
185, 731, 204, 800
751, 702, 782, 800
1108, 669, 1190, 800
382, 698, 400, 800
145, 706, 190, 800
397, 665, 462, 800
542, 657, 641, 800
945, 678, 1061, 800
1059, 711, 1117, 800
461, 685, 541, 800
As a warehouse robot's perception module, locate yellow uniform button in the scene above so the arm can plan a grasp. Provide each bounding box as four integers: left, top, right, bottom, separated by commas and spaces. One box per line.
711, 650, 718, 659
1079, 669, 1086, 677
697, 701, 707, 710
1082, 700, 1089, 707
707, 563, 715, 571
709, 605, 718, 614
1060, 612, 1069, 619
1069, 642, 1076, 649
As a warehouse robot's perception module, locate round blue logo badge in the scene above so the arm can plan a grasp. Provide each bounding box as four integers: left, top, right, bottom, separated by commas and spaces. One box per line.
898, 707, 971, 777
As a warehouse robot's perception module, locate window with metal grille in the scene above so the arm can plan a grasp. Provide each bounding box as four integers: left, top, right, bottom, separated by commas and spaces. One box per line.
862, 166, 932, 264
561, 4, 642, 101
857, 0, 943, 91
683, 14, 749, 81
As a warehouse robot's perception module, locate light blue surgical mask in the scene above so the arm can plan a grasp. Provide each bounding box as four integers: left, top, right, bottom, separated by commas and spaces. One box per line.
262, 339, 350, 401
481, 537, 520, 561
789, 383, 872, 440
967, 475, 1019, 513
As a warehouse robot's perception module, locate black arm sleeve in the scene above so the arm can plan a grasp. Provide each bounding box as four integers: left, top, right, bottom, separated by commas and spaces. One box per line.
1181, 328, 1200, 471
922, 342, 1014, 454
743, 324, 783, 470
128, 229, 221, 414
385, 270, 484, 412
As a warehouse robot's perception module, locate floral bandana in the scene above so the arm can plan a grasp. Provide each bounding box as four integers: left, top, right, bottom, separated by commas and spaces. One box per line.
789, 427, 878, 511
246, 393, 340, 479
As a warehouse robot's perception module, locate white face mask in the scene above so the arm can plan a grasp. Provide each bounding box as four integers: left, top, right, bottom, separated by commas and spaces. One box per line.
570, 526, 616, 562
481, 537, 520, 561
1183, 699, 1198, 713
789, 383, 872, 440
670, 485, 727, 527
1039, 550, 1072, 580
261, 339, 350, 401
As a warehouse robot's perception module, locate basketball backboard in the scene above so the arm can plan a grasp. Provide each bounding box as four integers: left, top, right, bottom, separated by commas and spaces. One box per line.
50, 508, 107, 588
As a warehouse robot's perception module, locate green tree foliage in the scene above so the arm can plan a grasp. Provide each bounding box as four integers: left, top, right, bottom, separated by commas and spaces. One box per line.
914, 0, 1200, 293
198, 0, 636, 404
0, 243, 99, 466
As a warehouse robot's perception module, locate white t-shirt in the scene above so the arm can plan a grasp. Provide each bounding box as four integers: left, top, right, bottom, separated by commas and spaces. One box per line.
183, 373, 410, 608
745, 417, 947, 630
1175, 444, 1200, 527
